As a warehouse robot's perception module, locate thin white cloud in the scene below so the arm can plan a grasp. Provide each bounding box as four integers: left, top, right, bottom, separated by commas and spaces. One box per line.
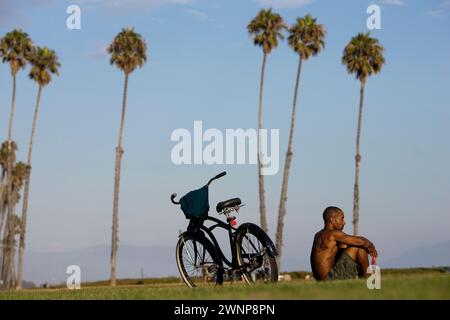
382, 0, 405, 6
87, 41, 109, 60
427, 9, 443, 17
0, 0, 51, 29
72, 0, 196, 10
185, 9, 209, 20
426, 0, 450, 17
253, 0, 314, 9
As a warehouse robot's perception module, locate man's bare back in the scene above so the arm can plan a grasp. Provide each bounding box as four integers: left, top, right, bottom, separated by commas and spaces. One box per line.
310, 207, 378, 281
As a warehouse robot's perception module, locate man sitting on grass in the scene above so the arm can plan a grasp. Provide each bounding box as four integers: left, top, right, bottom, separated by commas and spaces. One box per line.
310, 206, 378, 281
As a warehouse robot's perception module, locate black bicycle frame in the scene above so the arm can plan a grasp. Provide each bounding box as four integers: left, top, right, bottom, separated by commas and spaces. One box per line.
188, 216, 239, 270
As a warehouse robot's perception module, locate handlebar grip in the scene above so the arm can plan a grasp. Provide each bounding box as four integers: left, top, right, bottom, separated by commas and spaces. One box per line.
214, 171, 226, 179
171, 193, 180, 205
207, 171, 227, 186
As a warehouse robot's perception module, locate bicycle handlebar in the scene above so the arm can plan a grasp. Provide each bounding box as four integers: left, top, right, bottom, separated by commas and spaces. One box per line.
206, 171, 226, 186
170, 172, 227, 205
171, 193, 180, 205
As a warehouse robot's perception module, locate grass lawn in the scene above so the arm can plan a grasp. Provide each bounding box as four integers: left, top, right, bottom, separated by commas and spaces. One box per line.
0, 271, 449, 300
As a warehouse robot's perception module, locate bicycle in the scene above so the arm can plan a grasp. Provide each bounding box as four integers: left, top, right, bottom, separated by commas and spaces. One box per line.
170, 171, 278, 288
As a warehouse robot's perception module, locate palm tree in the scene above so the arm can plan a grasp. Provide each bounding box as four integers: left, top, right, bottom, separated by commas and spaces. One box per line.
0, 29, 33, 141
275, 15, 326, 269
247, 9, 286, 233
0, 141, 15, 245
0, 160, 27, 289
0, 141, 17, 289
1, 162, 26, 285
342, 32, 385, 235
107, 27, 147, 286
16, 46, 60, 289
0, 29, 32, 220
0, 30, 32, 289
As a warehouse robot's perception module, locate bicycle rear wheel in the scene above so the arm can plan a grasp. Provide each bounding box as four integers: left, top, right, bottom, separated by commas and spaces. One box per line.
176, 233, 223, 288
235, 224, 278, 284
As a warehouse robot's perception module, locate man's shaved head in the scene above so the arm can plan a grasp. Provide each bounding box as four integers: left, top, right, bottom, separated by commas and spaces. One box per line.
323, 206, 344, 223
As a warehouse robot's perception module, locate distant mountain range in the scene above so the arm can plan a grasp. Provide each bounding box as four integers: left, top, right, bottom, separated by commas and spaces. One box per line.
24, 244, 178, 286
383, 239, 450, 268
23, 240, 450, 285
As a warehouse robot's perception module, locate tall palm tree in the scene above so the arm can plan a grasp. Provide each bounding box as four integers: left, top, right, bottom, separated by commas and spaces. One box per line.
0, 29, 31, 224
275, 15, 326, 269
0, 141, 17, 289
0, 161, 27, 289
342, 32, 385, 235
16, 46, 60, 289
0, 29, 33, 141
247, 9, 285, 233
107, 27, 147, 286
0, 30, 32, 289
0, 141, 15, 244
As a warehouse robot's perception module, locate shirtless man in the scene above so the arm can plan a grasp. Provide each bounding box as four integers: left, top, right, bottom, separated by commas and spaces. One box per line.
310, 206, 378, 281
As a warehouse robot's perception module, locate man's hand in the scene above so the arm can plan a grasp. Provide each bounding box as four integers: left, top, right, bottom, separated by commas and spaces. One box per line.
367, 245, 378, 258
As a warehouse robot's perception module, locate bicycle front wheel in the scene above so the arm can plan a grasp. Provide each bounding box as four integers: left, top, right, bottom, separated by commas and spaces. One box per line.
176, 233, 223, 288
235, 223, 278, 284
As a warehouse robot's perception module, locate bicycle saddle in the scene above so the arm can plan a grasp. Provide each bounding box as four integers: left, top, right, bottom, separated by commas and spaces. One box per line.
216, 198, 241, 213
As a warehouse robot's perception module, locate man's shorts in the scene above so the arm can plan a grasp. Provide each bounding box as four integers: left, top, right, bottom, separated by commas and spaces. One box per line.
327, 251, 359, 280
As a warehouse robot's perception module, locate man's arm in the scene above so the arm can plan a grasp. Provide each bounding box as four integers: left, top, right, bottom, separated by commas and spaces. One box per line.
331, 231, 378, 257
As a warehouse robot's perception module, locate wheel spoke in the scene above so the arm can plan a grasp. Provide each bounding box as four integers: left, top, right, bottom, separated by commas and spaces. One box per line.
237, 229, 276, 284
178, 236, 220, 287
184, 240, 195, 265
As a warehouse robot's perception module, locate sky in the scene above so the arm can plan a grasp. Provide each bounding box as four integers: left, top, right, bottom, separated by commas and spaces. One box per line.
0, 0, 449, 274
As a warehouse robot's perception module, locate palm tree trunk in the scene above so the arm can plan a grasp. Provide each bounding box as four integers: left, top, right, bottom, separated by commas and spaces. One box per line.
16, 85, 43, 290
1, 213, 12, 285
8, 74, 17, 141
353, 81, 366, 236
110, 73, 129, 286
275, 56, 303, 269
0, 208, 7, 286
0, 176, 7, 280
3, 163, 16, 289
258, 53, 268, 233
2, 73, 18, 289
0, 183, 6, 239
7, 192, 19, 289
2, 185, 16, 289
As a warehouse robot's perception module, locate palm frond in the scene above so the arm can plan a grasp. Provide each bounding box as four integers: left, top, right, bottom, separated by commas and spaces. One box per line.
107, 27, 148, 74
342, 32, 385, 83
28, 46, 61, 87
0, 29, 33, 75
247, 9, 286, 54
288, 14, 326, 60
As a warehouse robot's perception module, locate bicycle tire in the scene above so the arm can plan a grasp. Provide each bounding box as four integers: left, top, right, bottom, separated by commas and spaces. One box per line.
176, 232, 223, 288
235, 223, 278, 284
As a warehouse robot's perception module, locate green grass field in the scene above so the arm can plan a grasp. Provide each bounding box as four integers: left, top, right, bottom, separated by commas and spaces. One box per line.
0, 269, 449, 300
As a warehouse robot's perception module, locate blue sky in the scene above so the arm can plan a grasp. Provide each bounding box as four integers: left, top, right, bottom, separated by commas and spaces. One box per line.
0, 0, 449, 273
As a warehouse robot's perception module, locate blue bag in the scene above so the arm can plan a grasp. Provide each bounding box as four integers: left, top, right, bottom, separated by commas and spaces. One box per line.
179, 185, 210, 219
